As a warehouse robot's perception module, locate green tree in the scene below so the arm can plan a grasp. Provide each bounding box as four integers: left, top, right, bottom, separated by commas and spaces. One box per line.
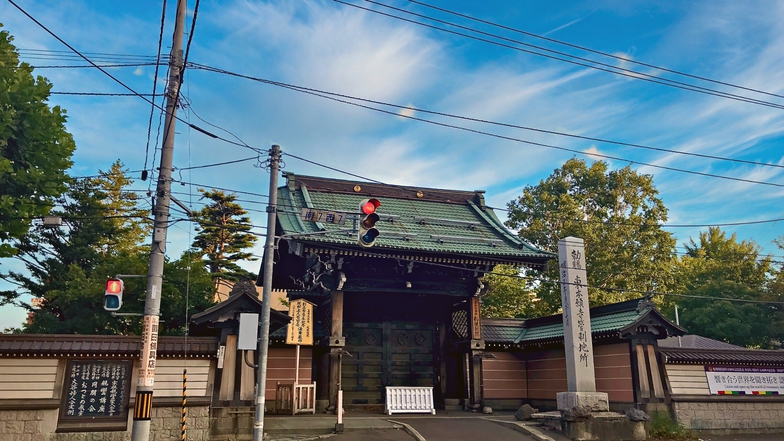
672, 227, 780, 348
97, 160, 151, 254
505, 158, 676, 316
0, 26, 75, 258
22, 251, 214, 335
481, 264, 539, 318
1, 176, 118, 306
2, 163, 211, 334
191, 189, 257, 282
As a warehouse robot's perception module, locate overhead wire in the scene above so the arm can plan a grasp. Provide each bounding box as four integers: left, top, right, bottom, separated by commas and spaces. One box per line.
407, 0, 784, 101
14, 1, 784, 240
339, 0, 784, 111
143, 0, 169, 179
16, 0, 783, 195
10, 62, 161, 69
288, 240, 784, 305
193, 64, 784, 187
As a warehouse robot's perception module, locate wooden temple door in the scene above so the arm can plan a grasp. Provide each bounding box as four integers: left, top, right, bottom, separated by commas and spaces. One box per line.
342, 321, 436, 405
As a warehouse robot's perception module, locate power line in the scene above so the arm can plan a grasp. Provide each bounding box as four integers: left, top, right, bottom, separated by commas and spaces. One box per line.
18, 48, 164, 61
487, 205, 784, 228
407, 0, 784, 102
5, 62, 162, 69
8, 0, 258, 164
288, 241, 784, 305
193, 64, 784, 188
180, 96, 253, 149
175, 156, 258, 171
340, 0, 784, 111
50, 91, 155, 96
144, 0, 169, 179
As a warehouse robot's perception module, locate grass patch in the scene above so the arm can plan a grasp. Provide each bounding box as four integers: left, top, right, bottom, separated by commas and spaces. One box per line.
649, 411, 696, 440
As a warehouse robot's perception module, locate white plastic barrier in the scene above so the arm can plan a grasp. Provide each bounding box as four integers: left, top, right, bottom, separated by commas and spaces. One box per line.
385, 386, 436, 415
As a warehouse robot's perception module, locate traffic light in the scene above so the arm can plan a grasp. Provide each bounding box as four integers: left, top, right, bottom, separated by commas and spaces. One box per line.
358, 198, 380, 247
104, 278, 124, 311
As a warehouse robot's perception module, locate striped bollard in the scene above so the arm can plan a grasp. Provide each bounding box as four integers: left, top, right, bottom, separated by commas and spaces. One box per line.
182, 369, 187, 441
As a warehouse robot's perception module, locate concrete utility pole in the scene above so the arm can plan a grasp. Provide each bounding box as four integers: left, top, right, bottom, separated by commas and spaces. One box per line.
254, 144, 281, 441
131, 0, 187, 439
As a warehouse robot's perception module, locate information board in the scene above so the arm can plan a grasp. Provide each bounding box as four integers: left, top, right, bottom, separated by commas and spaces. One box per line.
59, 359, 132, 423
706, 366, 784, 395
286, 298, 315, 346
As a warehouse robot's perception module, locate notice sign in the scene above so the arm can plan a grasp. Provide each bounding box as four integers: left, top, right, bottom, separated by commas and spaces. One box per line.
286, 298, 315, 346
706, 366, 784, 395
60, 360, 132, 420
300, 208, 346, 225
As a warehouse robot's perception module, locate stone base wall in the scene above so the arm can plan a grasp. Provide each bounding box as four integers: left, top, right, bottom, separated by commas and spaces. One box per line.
0, 406, 210, 441
150, 405, 210, 441
673, 401, 784, 431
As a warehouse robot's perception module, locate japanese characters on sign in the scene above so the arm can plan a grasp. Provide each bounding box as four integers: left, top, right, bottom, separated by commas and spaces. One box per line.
706, 366, 784, 395
558, 236, 597, 393
137, 315, 159, 387
300, 208, 346, 225
286, 298, 315, 346
62, 360, 132, 419
471, 297, 482, 340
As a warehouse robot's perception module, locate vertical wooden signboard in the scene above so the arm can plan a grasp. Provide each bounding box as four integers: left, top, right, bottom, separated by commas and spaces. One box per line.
470, 297, 482, 340
286, 298, 315, 384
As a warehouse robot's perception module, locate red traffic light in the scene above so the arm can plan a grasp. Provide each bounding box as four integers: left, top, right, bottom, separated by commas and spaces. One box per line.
361, 198, 380, 215
105, 278, 123, 294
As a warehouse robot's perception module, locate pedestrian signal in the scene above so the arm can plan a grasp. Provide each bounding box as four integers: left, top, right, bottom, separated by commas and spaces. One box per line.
104, 278, 124, 311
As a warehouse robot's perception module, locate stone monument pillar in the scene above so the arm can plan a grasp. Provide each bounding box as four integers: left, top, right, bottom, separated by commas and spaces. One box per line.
556, 237, 608, 412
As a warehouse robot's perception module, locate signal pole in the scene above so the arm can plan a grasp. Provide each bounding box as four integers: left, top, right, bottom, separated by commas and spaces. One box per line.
131, 0, 187, 440
254, 144, 281, 441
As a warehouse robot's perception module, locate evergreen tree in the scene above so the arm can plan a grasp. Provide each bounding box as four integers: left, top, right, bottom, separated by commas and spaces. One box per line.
96, 160, 151, 254
190, 189, 257, 282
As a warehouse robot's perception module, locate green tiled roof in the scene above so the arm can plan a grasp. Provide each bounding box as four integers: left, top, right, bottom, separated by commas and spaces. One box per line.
481, 297, 685, 346
517, 309, 642, 343
276, 174, 552, 263
483, 319, 527, 343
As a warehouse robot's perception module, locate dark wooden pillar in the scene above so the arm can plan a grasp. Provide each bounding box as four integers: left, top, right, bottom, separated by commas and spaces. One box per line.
467, 296, 485, 409
327, 290, 344, 412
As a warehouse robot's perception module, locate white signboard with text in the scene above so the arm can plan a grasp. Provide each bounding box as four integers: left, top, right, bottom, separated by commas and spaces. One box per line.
705, 366, 784, 395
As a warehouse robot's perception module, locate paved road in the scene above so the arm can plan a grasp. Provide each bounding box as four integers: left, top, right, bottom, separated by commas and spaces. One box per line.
403, 418, 532, 441
329, 417, 547, 441
331, 427, 418, 441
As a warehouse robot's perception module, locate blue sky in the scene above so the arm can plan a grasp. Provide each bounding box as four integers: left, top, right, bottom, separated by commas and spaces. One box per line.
2, 0, 784, 329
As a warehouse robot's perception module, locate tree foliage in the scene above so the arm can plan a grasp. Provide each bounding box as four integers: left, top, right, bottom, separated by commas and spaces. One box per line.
3, 164, 213, 334
190, 189, 257, 282
671, 227, 782, 348
0, 26, 76, 257
481, 264, 538, 318
96, 160, 151, 254
505, 158, 676, 316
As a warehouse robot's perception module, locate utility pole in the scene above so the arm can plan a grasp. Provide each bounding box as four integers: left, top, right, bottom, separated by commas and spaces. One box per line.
254, 144, 281, 441
131, 0, 187, 439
